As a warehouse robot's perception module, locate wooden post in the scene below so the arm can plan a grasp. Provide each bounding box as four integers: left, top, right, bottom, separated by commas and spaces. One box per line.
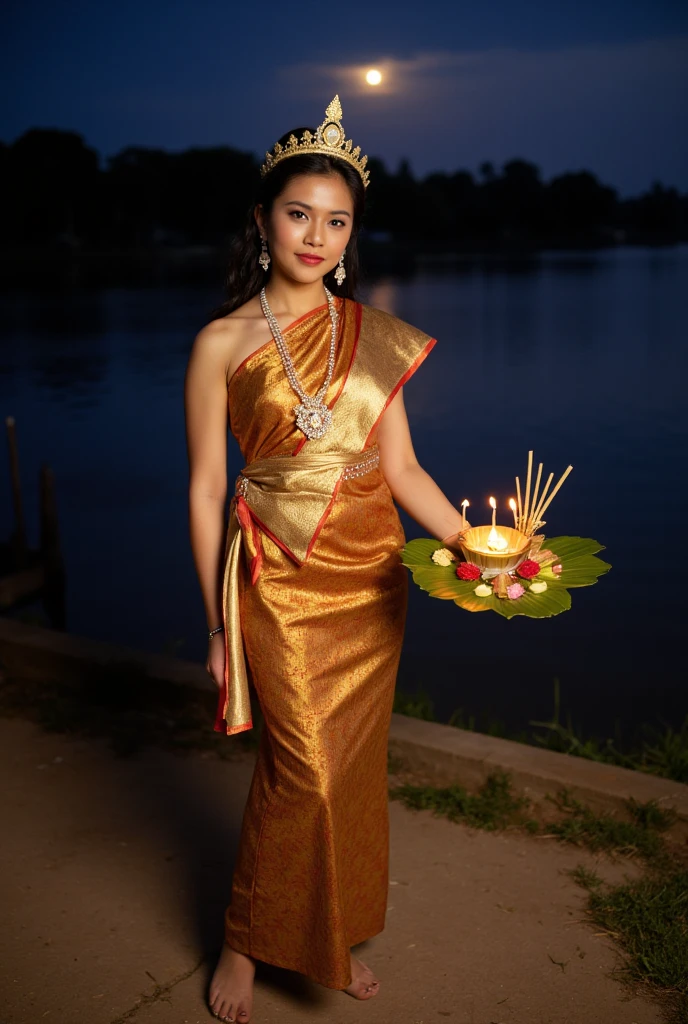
40, 463, 66, 629
5, 416, 27, 566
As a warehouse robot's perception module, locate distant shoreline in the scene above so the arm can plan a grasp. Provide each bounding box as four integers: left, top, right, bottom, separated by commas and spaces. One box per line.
2, 237, 686, 289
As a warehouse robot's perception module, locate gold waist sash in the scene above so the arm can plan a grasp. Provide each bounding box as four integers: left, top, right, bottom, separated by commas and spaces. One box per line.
215, 445, 381, 735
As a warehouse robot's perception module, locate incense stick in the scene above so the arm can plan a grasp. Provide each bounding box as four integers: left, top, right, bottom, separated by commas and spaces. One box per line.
530, 471, 554, 530
515, 476, 522, 532
522, 451, 533, 534
528, 462, 543, 534
536, 468, 573, 524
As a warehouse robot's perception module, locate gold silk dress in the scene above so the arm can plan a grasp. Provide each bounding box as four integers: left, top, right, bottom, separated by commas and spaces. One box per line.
215, 295, 435, 990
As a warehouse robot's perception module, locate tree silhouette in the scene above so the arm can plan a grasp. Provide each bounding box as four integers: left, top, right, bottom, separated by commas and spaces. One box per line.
479, 161, 496, 183
0, 127, 685, 261
545, 171, 617, 242
620, 181, 683, 244
4, 129, 100, 244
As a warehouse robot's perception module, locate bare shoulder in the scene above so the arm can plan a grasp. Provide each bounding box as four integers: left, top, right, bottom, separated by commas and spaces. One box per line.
192, 299, 256, 351
190, 295, 270, 382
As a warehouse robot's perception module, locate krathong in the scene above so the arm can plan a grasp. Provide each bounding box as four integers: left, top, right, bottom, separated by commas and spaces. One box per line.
401, 451, 611, 619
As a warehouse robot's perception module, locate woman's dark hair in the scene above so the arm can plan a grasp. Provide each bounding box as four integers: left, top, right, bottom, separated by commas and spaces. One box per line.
209, 128, 365, 320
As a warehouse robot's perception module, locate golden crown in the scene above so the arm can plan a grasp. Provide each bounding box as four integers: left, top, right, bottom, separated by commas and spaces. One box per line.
260, 95, 370, 189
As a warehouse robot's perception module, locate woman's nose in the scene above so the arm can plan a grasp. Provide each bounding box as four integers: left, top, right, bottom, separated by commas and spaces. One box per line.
304, 221, 324, 246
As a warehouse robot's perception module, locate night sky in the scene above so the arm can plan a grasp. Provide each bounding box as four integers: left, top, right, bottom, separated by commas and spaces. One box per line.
3, 0, 688, 196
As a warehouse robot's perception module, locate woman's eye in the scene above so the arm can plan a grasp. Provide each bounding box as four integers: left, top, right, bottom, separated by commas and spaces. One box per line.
290, 210, 307, 219
330, 219, 345, 227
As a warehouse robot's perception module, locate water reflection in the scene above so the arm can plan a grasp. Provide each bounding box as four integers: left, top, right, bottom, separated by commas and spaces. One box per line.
1, 247, 686, 738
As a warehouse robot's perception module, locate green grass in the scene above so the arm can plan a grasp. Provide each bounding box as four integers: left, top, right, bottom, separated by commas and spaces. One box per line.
392, 687, 436, 721
543, 789, 676, 860
572, 864, 688, 1023
528, 678, 688, 784
393, 678, 688, 783
390, 771, 676, 861
392, 768, 686, 1022
389, 770, 530, 831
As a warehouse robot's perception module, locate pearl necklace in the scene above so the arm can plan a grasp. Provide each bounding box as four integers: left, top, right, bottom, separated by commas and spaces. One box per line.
259, 286, 339, 440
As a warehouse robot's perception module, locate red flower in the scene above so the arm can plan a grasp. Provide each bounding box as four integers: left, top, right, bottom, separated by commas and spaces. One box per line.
457, 562, 481, 581
516, 559, 541, 580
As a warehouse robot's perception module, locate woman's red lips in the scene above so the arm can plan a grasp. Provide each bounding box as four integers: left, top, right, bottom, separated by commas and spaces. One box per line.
296, 253, 325, 265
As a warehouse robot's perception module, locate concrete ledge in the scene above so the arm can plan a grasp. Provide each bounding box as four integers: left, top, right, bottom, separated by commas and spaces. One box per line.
1, 617, 686, 823
388, 712, 688, 823
0, 617, 211, 691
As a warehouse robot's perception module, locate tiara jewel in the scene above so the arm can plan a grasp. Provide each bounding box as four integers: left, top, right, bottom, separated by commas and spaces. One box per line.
260, 95, 370, 189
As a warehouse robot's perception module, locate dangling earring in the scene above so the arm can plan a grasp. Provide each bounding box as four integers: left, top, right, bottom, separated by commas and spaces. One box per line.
334, 250, 346, 286
258, 237, 271, 272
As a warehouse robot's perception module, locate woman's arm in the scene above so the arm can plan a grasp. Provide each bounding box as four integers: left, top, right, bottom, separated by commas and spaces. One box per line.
184, 321, 231, 655
377, 387, 467, 543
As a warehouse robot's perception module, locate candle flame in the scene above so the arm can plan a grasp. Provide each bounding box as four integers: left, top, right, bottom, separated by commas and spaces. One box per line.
489, 496, 496, 510
508, 498, 517, 512
462, 499, 469, 509
486, 526, 509, 552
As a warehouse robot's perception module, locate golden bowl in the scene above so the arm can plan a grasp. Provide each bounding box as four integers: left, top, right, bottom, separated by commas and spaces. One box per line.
458, 525, 531, 578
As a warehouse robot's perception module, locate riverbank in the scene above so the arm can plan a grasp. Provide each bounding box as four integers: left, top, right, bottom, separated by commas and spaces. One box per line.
0, 714, 672, 1024
1, 618, 686, 818
1, 618, 686, 1021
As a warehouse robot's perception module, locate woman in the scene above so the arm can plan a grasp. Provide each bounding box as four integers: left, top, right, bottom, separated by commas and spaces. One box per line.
184, 96, 467, 1023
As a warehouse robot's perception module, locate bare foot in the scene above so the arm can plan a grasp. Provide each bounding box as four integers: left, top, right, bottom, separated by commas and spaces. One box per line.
343, 954, 380, 1000
208, 943, 255, 1022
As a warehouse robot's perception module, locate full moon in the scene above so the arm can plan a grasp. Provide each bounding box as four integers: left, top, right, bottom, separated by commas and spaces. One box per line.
365, 69, 382, 86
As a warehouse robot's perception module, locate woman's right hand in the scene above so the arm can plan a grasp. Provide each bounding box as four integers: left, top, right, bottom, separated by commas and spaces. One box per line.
206, 632, 226, 690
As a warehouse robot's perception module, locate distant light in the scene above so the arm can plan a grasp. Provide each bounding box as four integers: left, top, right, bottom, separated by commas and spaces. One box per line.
365, 69, 382, 86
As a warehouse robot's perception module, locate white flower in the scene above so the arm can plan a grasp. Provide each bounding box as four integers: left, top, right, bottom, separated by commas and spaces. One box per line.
529, 581, 548, 594
431, 547, 456, 566
474, 583, 492, 597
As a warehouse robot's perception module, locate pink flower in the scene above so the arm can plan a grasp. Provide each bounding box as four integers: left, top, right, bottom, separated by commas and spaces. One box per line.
552, 563, 563, 576
507, 582, 525, 600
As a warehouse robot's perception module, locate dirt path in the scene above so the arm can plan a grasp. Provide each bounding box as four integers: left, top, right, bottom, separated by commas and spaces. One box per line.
0, 717, 661, 1024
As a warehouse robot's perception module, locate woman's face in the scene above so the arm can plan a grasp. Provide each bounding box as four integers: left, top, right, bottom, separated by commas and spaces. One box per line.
257, 172, 354, 285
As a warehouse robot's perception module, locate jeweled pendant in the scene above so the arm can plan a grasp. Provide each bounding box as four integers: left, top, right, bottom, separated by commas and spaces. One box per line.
294, 400, 333, 439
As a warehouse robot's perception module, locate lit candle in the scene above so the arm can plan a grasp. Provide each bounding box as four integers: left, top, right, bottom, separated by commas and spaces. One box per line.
461, 499, 469, 530
509, 498, 518, 528
486, 527, 509, 552
487, 497, 508, 551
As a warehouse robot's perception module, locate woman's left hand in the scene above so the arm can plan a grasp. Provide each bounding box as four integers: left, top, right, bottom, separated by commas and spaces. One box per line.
206, 632, 226, 690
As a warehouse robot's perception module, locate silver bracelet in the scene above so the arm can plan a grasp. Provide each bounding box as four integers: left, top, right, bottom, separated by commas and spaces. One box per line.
208, 625, 224, 640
